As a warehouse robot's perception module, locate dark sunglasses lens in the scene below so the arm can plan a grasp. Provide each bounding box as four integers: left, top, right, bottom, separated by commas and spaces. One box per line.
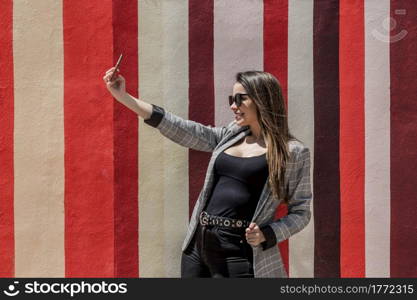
235, 94, 242, 106
229, 94, 243, 106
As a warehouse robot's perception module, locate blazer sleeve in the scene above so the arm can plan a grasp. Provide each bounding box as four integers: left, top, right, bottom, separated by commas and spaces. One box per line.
143, 103, 234, 152
266, 146, 312, 245
259, 225, 277, 250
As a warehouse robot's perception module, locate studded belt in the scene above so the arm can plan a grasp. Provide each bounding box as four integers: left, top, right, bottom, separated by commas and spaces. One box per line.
199, 211, 250, 229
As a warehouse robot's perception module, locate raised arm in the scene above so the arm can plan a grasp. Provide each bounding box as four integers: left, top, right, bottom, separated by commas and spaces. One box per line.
143, 104, 233, 152
103, 67, 153, 119
103, 67, 234, 152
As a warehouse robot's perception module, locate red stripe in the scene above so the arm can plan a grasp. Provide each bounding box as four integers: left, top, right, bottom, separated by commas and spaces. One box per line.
112, 0, 139, 277
0, 0, 14, 277
313, 0, 341, 277
390, 0, 417, 277
188, 0, 215, 218
63, 0, 115, 277
339, 0, 365, 277
264, 0, 290, 275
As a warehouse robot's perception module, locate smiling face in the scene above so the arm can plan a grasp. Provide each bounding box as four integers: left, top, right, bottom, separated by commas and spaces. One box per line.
230, 82, 259, 127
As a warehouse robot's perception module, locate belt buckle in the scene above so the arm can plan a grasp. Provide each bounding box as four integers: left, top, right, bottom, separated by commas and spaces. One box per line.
199, 211, 209, 226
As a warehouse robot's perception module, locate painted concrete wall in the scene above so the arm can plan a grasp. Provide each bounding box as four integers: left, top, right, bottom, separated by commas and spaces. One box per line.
0, 0, 416, 278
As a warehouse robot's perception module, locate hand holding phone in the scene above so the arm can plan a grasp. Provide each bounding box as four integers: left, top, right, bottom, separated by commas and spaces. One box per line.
110, 54, 123, 81
103, 54, 126, 96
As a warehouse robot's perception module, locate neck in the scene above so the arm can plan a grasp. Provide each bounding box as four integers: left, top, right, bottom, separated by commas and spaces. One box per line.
248, 123, 263, 142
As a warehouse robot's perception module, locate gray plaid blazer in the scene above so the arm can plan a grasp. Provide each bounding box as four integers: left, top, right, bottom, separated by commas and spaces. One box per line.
144, 105, 312, 278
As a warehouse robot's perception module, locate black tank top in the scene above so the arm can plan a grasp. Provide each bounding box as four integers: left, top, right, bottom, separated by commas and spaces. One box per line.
204, 150, 269, 221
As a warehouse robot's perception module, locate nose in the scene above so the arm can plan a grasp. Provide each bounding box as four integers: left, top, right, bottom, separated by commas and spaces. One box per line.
230, 106, 239, 115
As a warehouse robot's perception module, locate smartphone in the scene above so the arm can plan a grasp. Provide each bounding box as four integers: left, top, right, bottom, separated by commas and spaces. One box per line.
110, 54, 123, 81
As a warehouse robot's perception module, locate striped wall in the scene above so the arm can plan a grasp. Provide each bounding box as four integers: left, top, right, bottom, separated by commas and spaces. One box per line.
0, 0, 416, 278
339, 0, 365, 277
13, 0, 65, 277
287, 0, 315, 278
264, 0, 289, 274
0, 0, 15, 277
63, 0, 115, 277
364, 0, 390, 278
138, 0, 189, 277
113, 0, 139, 278
390, 0, 417, 277
313, 0, 341, 277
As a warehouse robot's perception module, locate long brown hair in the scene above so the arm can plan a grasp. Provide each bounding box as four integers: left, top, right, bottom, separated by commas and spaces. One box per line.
236, 71, 296, 204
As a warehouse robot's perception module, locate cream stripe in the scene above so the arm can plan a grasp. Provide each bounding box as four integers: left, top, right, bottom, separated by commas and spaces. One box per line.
138, 0, 189, 277
13, 0, 64, 277
213, 0, 263, 126
288, 0, 315, 278
364, 0, 390, 277
138, 0, 165, 277
161, 0, 189, 278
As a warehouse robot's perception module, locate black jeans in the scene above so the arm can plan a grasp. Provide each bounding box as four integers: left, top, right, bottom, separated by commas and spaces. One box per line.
181, 223, 254, 278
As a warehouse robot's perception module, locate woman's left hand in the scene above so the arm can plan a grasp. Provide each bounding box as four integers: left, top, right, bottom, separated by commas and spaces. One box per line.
245, 223, 266, 246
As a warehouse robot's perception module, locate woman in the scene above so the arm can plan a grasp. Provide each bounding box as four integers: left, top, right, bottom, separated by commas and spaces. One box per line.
103, 69, 312, 278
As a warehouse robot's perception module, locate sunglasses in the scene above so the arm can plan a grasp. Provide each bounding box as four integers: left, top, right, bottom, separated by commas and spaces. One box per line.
228, 93, 248, 107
